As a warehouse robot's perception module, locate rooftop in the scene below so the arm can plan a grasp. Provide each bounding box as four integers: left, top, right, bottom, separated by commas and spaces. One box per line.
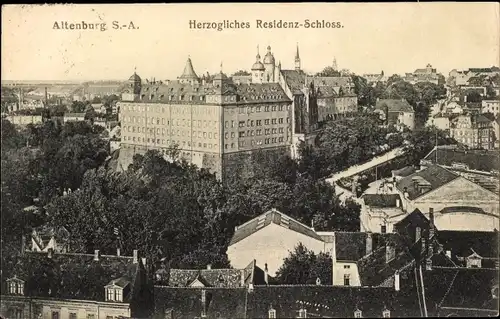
396, 165, 459, 200
376, 99, 414, 113
423, 146, 500, 172
362, 194, 402, 208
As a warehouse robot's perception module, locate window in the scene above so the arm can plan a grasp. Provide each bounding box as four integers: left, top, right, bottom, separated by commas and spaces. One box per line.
382, 309, 391, 318
225, 133, 229, 139
268, 309, 276, 318
256, 120, 262, 126
231, 132, 235, 138
239, 121, 245, 128
279, 128, 284, 133
272, 106, 277, 111
225, 121, 229, 128
8, 308, 23, 319
265, 119, 270, 125
239, 132, 245, 138
225, 144, 228, 149
265, 129, 270, 135
106, 317, 113, 319
279, 118, 284, 124
344, 274, 350, 286
272, 128, 277, 134
278, 137, 284, 142
354, 309, 362, 318
107, 288, 114, 301
272, 118, 277, 124
69, 313, 77, 319
115, 288, 123, 302
344, 265, 350, 269
381, 225, 387, 233
251, 120, 255, 127
256, 106, 261, 112
265, 106, 270, 112
52, 311, 60, 319
257, 129, 262, 136
279, 105, 284, 111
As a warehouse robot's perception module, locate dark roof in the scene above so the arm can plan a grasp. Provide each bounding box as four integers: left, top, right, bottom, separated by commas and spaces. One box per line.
362, 194, 402, 208
246, 285, 420, 318
128, 73, 141, 82
179, 58, 199, 80
435, 230, 499, 259
122, 81, 290, 105
436, 268, 499, 314
376, 99, 414, 113
320, 232, 368, 261
229, 209, 323, 246
64, 113, 86, 117
1, 251, 145, 302
423, 146, 500, 172
153, 287, 247, 319
281, 69, 306, 94
168, 269, 245, 288
396, 165, 459, 200
392, 166, 417, 177
357, 233, 415, 287
306, 76, 354, 88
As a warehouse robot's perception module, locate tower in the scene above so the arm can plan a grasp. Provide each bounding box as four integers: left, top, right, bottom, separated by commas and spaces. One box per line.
295, 43, 301, 71
179, 57, 200, 85
251, 45, 265, 84
128, 68, 142, 95
332, 57, 338, 71
263, 45, 276, 83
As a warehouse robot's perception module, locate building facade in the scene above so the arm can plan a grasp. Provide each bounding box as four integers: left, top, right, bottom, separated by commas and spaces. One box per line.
449, 114, 494, 150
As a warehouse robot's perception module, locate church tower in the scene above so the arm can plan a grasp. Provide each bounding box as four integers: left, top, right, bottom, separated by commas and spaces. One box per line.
295, 43, 301, 71
122, 69, 142, 101
263, 45, 276, 83
332, 57, 338, 71
251, 46, 265, 84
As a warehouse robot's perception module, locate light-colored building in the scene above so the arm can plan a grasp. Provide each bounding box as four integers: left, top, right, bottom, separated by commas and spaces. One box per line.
227, 208, 392, 287
449, 114, 494, 150
427, 113, 456, 131
0, 249, 152, 319
360, 194, 406, 233
482, 99, 500, 116
449, 67, 500, 86
404, 64, 443, 85
375, 99, 415, 131
394, 165, 499, 231
63, 112, 86, 123
363, 72, 388, 84
5, 115, 43, 126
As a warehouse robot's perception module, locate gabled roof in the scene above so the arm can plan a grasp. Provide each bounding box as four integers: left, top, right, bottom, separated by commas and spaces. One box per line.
362, 194, 402, 208
106, 276, 131, 289
375, 99, 414, 113
396, 165, 459, 200
1, 251, 145, 302
229, 209, 322, 246
168, 268, 244, 288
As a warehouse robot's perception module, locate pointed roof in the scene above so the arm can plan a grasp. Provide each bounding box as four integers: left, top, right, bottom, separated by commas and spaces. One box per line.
179, 57, 199, 80
295, 43, 300, 60
252, 46, 265, 71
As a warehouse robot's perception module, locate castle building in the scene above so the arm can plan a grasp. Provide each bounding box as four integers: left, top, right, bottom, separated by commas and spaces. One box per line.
117, 58, 292, 181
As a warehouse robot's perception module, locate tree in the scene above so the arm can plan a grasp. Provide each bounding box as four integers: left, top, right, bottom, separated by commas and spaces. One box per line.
316, 66, 341, 77
275, 243, 332, 284
464, 90, 482, 103
404, 126, 457, 166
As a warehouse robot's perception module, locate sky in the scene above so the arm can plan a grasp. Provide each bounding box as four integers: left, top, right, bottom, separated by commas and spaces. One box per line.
2, 3, 499, 82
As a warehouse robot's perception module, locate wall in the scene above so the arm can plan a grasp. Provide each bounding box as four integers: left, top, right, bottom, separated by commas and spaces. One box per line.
361, 206, 406, 233
333, 262, 361, 287
227, 223, 325, 277
398, 112, 415, 130
6, 115, 43, 125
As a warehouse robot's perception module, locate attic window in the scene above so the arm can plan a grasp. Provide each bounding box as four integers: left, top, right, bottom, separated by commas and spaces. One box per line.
383, 309, 391, 318
105, 287, 123, 302
354, 309, 362, 318
268, 308, 276, 318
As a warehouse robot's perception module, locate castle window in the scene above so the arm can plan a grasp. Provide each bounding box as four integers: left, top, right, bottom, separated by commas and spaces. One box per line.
272, 106, 277, 111
265, 119, 270, 125
279, 128, 284, 133
279, 105, 284, 111
257, 106, 261, 112
272, 118, 277, 124
265, 106, 270, 112
279, 118, 284, 124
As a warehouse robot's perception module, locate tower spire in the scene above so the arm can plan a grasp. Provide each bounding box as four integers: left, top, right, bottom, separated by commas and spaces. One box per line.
295, 43, 301, 71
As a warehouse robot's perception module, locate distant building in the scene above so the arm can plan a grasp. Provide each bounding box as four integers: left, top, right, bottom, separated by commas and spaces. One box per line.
375, 99, 415, 131
361, 194, 405, 233
0, 249, 152, 319
449, 113, 494, 149
63, 112, 86, 123
5, 115, 43, 126
427, 113, 456, 131
449, 66, 500, 86
31, 226, 70, 253
482, 99, 500, 117
404, 64, 444, 85
363, 72, 388, 85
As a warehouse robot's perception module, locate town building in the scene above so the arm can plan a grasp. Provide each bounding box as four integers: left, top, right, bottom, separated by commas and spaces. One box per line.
363, 71, 388, 85
394, 165, 499, 231
360, 194, 406, 233
449, 113, 494, 150
427, 112, 456, 131
482, 99, 500, 117
30, 226, 70, 253
5, 114, 43, 126
375, 99, 415, 131
63, 112, 86, 123
0, 249, 152, 319
449, 67, 500, 86
403, 64, 444, 85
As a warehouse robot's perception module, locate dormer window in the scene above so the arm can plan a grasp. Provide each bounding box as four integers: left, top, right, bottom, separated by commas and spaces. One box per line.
383, 308, 391, 318
268, 307, 276, 318
7, 277, 25, 295
298, 308, 307, 318
354, 309, 362, 318
105, 278, 129, 302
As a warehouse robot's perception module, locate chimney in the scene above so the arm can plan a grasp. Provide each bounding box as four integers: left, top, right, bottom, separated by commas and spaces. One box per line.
429, 208, 435, 227
264, 263, 269, 285
240, 269, 245, 287
142, 257, 147, 266
48, 248, 54, 259
396, 198, 401, 208
21, 235, 26, 255
421, 236, 427, 256
94, 249, 100, 261
207, 264, 212, 270
446, 250, 451, 259
116, 248, 121, 257
365, 232, 373, 256
133, 249, 139, 264
331, 232, 337, 285
311, 220, 315, 231
385, 244, 395, 264
394, 271, 400, 291
403, 187, 409, 199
